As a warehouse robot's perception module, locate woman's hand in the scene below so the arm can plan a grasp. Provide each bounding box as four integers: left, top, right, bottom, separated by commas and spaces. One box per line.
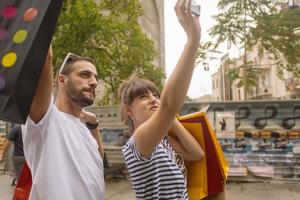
168, 117, 204, 161
174, 0, 201, 47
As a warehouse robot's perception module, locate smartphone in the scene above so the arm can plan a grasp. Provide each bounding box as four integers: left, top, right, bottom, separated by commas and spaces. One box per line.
188, 0, 201, 16
191, 3, 201, 16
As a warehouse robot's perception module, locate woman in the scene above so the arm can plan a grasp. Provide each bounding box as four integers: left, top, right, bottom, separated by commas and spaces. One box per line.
119, 0, 203, 199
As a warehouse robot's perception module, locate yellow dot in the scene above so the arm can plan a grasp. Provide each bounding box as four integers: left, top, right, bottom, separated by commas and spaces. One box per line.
13, 29, 28, 44
2, 52, 17, 67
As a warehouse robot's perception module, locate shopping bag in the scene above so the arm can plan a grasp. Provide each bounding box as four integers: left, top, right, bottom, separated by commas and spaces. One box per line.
0, 0, 63, 123
178, 112, 229, 199
13, 161, 32, 200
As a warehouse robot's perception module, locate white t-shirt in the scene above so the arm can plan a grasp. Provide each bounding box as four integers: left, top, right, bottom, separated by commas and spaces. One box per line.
22, 102, 105, 200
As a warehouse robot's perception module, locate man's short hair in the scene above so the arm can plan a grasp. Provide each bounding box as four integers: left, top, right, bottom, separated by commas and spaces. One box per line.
58, 53, 96, 76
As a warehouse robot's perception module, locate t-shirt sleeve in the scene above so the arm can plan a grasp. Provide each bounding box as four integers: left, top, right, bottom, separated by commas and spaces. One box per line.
23, 96, 54, 129
124, 137, 158, 162
21, 96, 54, 165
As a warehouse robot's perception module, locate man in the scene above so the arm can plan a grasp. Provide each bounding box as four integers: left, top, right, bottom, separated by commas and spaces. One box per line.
219, 118, 227, 131
22, 48, 105, 200
0, 125, 25, 186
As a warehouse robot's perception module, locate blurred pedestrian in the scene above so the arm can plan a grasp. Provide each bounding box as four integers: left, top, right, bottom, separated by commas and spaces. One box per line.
0, 125, 25, 186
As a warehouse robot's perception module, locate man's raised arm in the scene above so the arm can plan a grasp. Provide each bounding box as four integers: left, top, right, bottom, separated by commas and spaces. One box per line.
29, 46, 53, 123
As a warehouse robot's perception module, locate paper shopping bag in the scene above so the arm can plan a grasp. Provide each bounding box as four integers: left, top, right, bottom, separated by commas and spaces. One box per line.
179, 112, 229, 199
0, 0, 63, 123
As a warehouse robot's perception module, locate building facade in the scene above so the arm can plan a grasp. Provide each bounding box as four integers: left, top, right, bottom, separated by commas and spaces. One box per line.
139, 0, 165, 70
211, 69, 222, 101
212, 48, 300, 101
87, 99, 300, 181
212, 1, 300, 101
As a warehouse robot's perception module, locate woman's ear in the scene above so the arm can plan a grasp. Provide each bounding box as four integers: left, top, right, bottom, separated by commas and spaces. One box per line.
125, 106, 132, 117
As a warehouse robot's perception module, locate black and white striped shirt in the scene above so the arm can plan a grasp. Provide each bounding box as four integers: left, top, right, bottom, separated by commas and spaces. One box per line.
123, 137, 188, 200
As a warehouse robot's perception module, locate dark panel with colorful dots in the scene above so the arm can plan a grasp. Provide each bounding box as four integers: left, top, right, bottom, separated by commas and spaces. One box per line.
0, 0, 63, 123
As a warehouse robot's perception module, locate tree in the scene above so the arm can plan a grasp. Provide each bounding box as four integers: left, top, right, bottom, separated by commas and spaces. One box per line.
52, 0, 164, 105
202, 0, 300, 99
196, 41, 220, 71
226, 63, 240, 99
207, 0, 282, 99
236, 61, 261, 98
252, 5, 300, 79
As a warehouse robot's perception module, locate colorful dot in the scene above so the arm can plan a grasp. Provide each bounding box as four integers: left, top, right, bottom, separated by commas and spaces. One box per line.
0, 27, 7, 40
2, 52, 17, 67
0, 75, 5, 91
13, 29, 28, 44
1, 6, 17, 19
24, 8, 38, 21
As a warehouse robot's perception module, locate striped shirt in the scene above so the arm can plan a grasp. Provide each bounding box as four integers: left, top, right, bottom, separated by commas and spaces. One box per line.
123, 137, 188, 200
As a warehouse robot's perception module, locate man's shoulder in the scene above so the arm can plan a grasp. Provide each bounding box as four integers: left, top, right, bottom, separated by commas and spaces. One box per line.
24, 103, 58, 128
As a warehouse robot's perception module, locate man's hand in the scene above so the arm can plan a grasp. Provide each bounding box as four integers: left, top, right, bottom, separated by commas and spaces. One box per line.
80, 110, 104, 159
80, 110, 98, 124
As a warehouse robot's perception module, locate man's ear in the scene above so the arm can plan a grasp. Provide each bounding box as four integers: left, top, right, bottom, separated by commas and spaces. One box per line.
57, 74, 67, 88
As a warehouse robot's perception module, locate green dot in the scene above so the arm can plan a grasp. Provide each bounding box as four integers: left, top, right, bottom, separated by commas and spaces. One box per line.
13, 29, 28, 44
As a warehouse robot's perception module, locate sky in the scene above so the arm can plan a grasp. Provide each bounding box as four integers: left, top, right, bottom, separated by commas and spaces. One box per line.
164, 0, 222, 99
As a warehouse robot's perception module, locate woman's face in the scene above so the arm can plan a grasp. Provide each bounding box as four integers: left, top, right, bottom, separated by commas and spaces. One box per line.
126, 90, 160, 126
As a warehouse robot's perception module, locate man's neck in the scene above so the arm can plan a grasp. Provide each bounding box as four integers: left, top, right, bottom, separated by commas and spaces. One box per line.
55, 96, 82, 118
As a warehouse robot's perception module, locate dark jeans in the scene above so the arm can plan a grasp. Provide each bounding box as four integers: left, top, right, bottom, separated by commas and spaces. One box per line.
12, 155, 25, 180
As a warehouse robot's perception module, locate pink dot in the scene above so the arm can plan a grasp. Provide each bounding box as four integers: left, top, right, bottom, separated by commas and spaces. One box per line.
0, 75, 5, 91
1, 6, 17, 19
0, 27, 7, 40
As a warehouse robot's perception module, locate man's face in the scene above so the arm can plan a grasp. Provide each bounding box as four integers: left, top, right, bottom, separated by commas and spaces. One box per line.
64, 60, 98, 107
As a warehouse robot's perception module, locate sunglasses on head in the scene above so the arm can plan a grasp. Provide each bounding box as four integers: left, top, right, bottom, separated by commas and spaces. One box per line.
58, 52, 83, 74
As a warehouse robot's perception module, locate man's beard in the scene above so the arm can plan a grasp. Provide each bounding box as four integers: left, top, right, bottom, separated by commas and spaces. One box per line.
66, 82, 95, 108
